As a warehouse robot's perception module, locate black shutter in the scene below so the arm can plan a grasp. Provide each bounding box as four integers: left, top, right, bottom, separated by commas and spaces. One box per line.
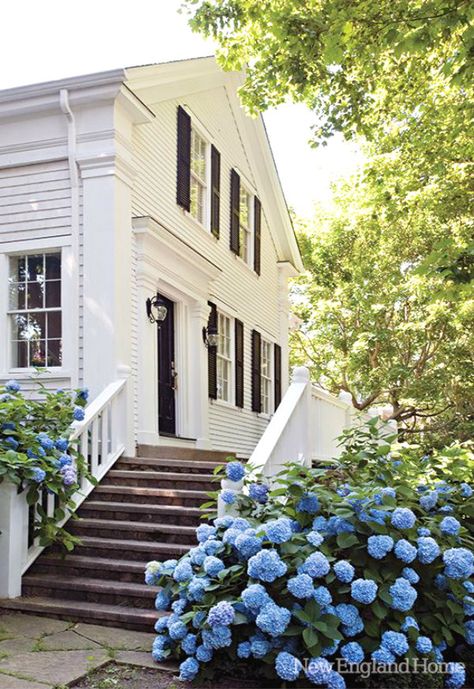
176, 106, 191, 210
208, 302, 218, 399
230, 169, 240, 254
251, 329, 262, 413
210, 145, 221, 238
254, 196, 261, 275
235, 319, 244, 408
274, 343, 282, 410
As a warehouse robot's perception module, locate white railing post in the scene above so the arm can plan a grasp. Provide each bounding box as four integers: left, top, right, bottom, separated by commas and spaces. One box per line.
0, 483, 28, 597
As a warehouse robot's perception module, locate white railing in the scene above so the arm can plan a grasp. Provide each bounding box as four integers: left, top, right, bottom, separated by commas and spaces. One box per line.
0, 378, 127, 598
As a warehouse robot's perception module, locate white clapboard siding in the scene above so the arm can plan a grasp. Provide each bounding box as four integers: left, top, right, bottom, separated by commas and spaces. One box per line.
132, 87, 282, 456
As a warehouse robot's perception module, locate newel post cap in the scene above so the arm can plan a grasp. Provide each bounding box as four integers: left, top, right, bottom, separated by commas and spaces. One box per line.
291, 366, 310, 384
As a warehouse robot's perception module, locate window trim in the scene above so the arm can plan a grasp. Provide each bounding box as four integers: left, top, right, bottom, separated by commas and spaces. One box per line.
215, 310, 234, 405
238, 182, 254, 266
260, 336, 274, 416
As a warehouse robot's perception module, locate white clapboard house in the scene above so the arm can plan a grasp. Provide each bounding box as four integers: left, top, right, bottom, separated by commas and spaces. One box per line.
0, 58, 364, 628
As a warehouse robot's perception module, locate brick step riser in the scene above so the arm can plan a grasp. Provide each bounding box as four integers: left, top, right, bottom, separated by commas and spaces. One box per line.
22, 584, 155, 609
116, 460, 221, 475
76, 507, 202, 526
28, 562, 146, 585
136, 445, 233, 461
70, 524, 196, 545
72, 545, 186, 562
92, 490, 208, 508
102, 476, 216, 491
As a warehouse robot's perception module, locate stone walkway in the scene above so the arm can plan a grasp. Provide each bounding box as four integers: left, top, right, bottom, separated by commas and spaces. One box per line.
0, 612, 171, 688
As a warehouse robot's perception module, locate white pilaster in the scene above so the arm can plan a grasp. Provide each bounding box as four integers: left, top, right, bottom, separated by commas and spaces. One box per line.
189, 301, 212, 448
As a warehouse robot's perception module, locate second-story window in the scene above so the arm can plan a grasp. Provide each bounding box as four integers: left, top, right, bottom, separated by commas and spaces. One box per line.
239, 184, 252, 263
216, 312, 232, 402
190, 128, 208, 225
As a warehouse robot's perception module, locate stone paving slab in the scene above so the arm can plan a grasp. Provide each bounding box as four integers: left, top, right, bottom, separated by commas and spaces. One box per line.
39, 630, 101, 652
115, 650, 165, 670
0, 614, 71, 639
71, 622, 154, 651
0, 674, 49, 689
0, 649, 109, 686
0, 638, 36, 656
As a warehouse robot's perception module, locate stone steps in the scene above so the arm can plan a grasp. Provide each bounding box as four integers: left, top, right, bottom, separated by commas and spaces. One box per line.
0, 445, 227, 631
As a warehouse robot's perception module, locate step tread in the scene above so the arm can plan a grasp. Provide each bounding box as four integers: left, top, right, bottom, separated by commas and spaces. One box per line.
108, 469, 216, 482
119, 457, 221, 471
136, 445, 234, 461
37, 553, 148, 572
0, 596, 158, 623
78, 535, 190, 552
95, 485, 210, 497
79, 501, 202, 515
72, 517, 197, 534
23, 574, 157, 596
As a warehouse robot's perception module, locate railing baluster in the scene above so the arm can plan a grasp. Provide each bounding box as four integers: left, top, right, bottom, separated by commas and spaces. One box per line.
90, 417, 99, 476
101, 407, 109, 467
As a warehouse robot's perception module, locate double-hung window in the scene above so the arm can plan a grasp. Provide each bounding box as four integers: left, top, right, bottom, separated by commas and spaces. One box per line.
239, 184, 252, 264
189, 127, 208, 226
261, 338, 273, 415
216, 312, 232, 403
8, 252, 62, 368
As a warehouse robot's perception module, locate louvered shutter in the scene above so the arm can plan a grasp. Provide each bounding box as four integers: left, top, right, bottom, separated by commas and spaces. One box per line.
254, 196, 261, 275
210, 145, 221, 238
251, 329, 262, 412
208, 302, 218, 399
274, 343, 282, 410
230, 169, 240, 254
176, 106, 191, 210
235, 319, 244, 408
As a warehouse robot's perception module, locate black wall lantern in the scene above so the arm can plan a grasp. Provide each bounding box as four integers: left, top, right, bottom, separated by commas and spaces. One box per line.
202, 322, 218, 349
146, 295, 168, 325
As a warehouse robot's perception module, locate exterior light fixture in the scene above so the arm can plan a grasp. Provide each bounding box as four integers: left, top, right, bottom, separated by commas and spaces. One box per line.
146, 295, 168, 325
202, 323, 218, 348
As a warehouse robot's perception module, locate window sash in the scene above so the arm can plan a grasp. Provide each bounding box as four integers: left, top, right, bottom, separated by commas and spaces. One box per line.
239, 185, 253, 263
216, 313, 233, 402
190, 128, 208, 225
261, 339, 273, 414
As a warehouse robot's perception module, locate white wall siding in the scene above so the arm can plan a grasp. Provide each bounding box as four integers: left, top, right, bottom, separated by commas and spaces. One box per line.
132, 87, 283, 456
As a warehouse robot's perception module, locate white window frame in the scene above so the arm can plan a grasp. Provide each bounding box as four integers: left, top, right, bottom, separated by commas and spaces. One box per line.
216, 310, 234, 405
260, 337, 273, 416
238, 182, 254, 266
188, 121, 211, 232
1, 243, 72, 376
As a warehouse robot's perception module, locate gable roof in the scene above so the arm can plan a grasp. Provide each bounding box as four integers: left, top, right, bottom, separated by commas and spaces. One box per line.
125, 57, 303, 273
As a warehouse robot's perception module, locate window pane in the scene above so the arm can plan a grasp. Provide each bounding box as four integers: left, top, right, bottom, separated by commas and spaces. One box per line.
9, 256, 26, 282
190, 178, 205, 224
46, 254, 61, 279
9, 282, 26, 310
12, 341, 28, 368
191, 130, 206, 180
47, 311, 62, 339
12, 313, 28, 340
27, 255, 44, 281
45, 280, 61, 307
30, 339, 46, 367
47, 340, 62, 366
26, 281, 44, 309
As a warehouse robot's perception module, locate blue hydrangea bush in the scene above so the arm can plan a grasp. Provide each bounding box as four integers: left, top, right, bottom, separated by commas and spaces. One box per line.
0, 379, 91, 550
146, 423, 473, 688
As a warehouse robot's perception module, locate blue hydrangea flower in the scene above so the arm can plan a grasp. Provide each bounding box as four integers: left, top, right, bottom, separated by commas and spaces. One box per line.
36, 432, 54, 451
402, 567, 419, 584
381, 631, 408, 656
214, 515, 234, 529
179, 657, 199, 681
202, 625, 232, 649
247, 549, 287, 582
203, 538, 223, 556
296, 492, 320, 514
220, 489, 237, 504
327, 670, 346, 689
5, 380, 20, 392
60, 464, 77, 486
367, 535, 394, 559
171, 599, 186, 615
249, 633, 271, 658
76, 388, 89, 401
394, 539, 417, 563
312, 516, 328, 532
256, 602, 291, 637
31, 467, 46, 483
151, 635, 170, 662
248, 483, 269, 503
460, 483, 473, 498
391, 508, 416, 530
275, 651, 302, 681
306, 657, 332, 685
237, 641, 252, 658
288, 573, 314, 599
440, 516, 461, 536
173, 560, 193, 583
464, 581, 474, 593
222, 528, 241, 546
154, 590, 171, 611
417, 527, 431, 537
374, 487, 396, 504
445, 662, 466, 689
342, 618, 364, 637
154, 617, 169, 633
189, 547, 206, 567
196, 524, 216, 543
389, 577, 417, 611
401, 616, 419, 632
307, 531, 324, 547
55, 438, 69, 452
465, 620, 474, 645
326, 516, 355, 535
207, 601, 235, 627
58, 454, 72, 467
417, 537, 441, 564
299, 552, 330, 578
416, 636, 432, 654
321, 640, 340, 657
235, 531, 263, 559
191, 611, 206, 629
372, 647, 396, 664
241, 583, 272, 611
203, 556, 225, 577
226, 461, 245, 482
443, 547, 474, 579
232, 517, 250, 531
335, 604, 360, 626
334, 560, 355, 583
313, 586, 332, 607
181, 633, 197, 655
351, 578, 378, 604
264, 517, 293, 544
196, 644, 213, 662
341, 642, 364, 664
73, 406, 85, 421
168, 621, 187, 640
439, 505, 454, 513
337, 483, 351, 497
419, 491, 438, 511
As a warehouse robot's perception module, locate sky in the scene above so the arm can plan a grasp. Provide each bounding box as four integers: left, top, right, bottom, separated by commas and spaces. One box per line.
0, 0, 362, 217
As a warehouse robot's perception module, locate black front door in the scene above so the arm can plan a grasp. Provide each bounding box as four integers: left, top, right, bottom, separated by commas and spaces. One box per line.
157, 294, 176, 435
